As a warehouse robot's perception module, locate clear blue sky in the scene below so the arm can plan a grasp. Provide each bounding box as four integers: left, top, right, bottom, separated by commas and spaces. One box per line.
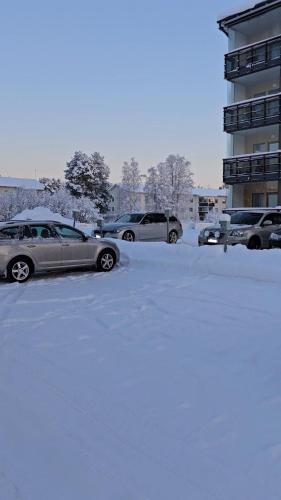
1, 0, 238, 186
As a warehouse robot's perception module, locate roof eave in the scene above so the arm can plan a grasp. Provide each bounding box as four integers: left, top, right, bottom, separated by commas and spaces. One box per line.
218, 0, 281, 34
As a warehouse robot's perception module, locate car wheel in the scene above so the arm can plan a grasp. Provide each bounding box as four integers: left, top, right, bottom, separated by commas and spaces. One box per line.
96, 249, 116, 272
247, 236, 261, 250
168, 230, 178, 244
122, 231, 135, 242
7, 257, 33, 283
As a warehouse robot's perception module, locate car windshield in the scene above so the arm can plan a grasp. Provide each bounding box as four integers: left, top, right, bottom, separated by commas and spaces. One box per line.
115, 213, 144, 223
230, 212, 262, 225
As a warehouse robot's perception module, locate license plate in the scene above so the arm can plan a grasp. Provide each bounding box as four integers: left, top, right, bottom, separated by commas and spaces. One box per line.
208, 238, 218, 244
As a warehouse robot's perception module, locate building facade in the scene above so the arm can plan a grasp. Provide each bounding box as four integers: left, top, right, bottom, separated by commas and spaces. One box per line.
218, 0, 281, 207
188, 188, 228, 221
107, 184, 146, 219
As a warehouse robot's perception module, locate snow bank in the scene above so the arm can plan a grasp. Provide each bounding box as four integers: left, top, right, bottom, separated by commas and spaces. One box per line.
117, 237, 281, 285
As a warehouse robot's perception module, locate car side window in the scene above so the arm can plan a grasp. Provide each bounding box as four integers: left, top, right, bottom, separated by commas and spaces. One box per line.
29, 225, 55, 239
142, 214, 154, 224
0, 226, 20, 240
271, 213, 281, 225
154, 214, 166, 223
54, 224, 84, 240
169, 216, 178, 223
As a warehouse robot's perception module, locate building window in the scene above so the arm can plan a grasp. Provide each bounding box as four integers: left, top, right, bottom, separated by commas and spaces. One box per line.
215, 199, 218, 204
252, 193, 265, 207
253, 143, 266, 153
189, 207, 193, 212
268, 141, 279, 152
267, 192, 278, 207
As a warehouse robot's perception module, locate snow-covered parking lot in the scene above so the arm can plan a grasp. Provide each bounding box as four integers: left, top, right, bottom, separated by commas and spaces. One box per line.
1, 229, 281, 500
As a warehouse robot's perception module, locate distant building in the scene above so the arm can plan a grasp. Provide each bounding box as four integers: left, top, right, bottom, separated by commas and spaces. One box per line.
107, 183, 228, 221
0, 176, 43, 193
108, 183, 146, 219
218, 0, 281, 208
188, 188, 229, 221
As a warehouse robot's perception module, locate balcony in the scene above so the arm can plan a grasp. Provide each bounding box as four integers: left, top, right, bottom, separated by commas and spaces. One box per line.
223, 151, 281, 184
225, 35, 281, 81
224, 93, 281, 132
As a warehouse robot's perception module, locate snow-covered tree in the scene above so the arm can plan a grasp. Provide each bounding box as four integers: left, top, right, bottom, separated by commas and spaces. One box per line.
121, 158, 142, 212
39, 177, 62, 193
144, 167, 160, 211
145, 154, 193, 218
0, 187, 99, 223
65, 151, 110, 213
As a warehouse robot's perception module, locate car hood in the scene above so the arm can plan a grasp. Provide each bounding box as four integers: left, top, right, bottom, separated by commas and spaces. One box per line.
97, 222, 138, 232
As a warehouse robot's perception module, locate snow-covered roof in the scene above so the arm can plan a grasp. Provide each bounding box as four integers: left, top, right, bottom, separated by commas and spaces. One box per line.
192, 188, 228, 198
0, 176, 43, 190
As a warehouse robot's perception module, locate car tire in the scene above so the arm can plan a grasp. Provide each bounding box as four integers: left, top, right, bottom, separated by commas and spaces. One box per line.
168, 230, 178, 244
7, 257, 33, 283
96, 249, 116, 272
247, 236, 261, 250
122, 231, 135, 242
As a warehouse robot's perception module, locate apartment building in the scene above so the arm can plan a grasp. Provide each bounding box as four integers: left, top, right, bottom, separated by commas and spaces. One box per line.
218, 0, 281, 207
189, 188, 228, 221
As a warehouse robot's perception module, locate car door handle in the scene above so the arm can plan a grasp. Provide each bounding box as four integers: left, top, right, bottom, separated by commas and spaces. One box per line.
62, 243, 70, 247
27, 244, 36, 248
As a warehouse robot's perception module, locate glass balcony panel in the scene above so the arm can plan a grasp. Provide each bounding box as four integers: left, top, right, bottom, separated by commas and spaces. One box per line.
238, 106, 251, 127
252, 46, 266, 66
239, 50, 252, 72
225, 36, 281, 80
224, 153, 281, 184
265, 156, 279, 173
252, 102, 265, 123
268, 41, 281, 61
226, 55, 239, 73
266, 99, 280, 118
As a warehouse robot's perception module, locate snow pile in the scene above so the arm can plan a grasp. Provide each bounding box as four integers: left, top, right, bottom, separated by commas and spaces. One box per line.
117, 237, 281, 285
13, 206, 74, 225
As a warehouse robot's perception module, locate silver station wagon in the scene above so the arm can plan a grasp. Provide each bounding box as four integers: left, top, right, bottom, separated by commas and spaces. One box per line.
0, 220, 120, 283
94, 212, 183, 243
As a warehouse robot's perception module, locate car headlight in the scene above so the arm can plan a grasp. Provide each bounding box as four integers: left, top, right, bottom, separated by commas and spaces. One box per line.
204, 230, 210, 237
214, 231, 220, 239
230, 230, 244, 237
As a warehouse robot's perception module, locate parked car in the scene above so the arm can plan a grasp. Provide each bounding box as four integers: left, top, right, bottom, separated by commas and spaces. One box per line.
0, 220, 120, 283
198, 209, 281, 249
269, 228, 281, 248
93, 212, 183, 243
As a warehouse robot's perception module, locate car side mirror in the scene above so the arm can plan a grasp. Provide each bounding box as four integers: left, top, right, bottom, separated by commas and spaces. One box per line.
263, 220, 273, 227
142, 220, 150, 224
82, 234, 89, 241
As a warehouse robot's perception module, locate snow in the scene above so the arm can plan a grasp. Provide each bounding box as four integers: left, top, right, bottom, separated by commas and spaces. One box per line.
12, 206, 74, 225
226, 91, 281, 107
0, 176, 43, 190
1, 226, 281, 499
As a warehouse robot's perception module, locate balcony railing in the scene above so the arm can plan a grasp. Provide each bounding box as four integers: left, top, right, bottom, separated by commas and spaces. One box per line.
223, 151, 281, 184
225, 35, 281, 81
224, 93, 281, 132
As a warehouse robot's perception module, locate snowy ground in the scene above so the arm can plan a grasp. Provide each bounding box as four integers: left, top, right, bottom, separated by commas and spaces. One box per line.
1, 228, 281, 500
